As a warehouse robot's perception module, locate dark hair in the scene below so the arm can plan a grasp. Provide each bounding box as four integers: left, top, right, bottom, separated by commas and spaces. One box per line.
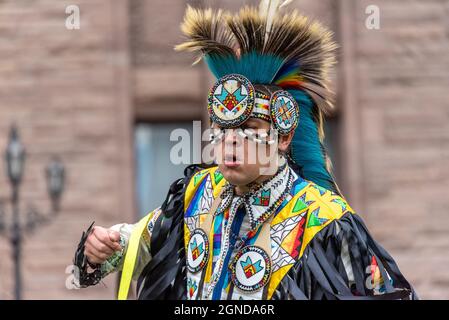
284, 148, 305, 179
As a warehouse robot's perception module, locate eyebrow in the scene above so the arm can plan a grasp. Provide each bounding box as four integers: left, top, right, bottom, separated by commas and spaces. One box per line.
245, 119, 266, 127
210, 119, 266, 129
244, 120, 256, 125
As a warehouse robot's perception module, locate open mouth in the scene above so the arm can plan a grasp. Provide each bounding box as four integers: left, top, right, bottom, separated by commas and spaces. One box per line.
223, 154, 241, 167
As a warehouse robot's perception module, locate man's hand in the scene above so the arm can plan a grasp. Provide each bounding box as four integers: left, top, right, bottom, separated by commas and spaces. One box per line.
84, 226, 122, 265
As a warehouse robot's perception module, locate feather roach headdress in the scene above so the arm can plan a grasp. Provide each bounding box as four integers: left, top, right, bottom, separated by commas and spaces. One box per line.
175, 0, 339, 193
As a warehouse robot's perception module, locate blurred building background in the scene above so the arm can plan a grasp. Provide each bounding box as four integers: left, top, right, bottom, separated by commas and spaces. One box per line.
0, 0, 448, 299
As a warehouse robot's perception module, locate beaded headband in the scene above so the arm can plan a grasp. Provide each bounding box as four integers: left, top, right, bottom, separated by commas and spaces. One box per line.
207, 74, 299, 136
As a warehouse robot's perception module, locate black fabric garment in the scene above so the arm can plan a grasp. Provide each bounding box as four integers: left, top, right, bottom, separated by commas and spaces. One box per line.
136, 164, 212, 300
272, 212, 418, 300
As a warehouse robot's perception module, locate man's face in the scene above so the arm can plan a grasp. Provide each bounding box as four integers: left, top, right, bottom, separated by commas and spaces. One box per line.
212, 118, 280, 186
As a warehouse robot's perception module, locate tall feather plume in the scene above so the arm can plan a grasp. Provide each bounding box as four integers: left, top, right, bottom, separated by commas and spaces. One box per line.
174, 5, 236, 64
266, 10, 338, 108
257, 5, 339, 192
175, 1, 340, 193
227, 6, 266, 55
259, 0, 294, 44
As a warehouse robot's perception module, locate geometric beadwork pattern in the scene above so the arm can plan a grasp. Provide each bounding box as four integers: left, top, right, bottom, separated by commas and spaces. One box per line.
213, 170, 224, 185
271, 213, 304, 244
331, 198, 348, 213
306, 207, 329, 228
280, 216, 306, 260
271, 244, 296, 273
208, 74, 255, 128
270, 90, 299, 135
292, 197, 307, 213
300, 191, 315, 206
200, 176, 213, 214
185, 216, 198, 233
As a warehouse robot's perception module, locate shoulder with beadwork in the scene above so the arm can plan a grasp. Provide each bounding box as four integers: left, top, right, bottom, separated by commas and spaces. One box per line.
184, 166, 227, 211
296, 181, 355, 255
305, 182, 354, 217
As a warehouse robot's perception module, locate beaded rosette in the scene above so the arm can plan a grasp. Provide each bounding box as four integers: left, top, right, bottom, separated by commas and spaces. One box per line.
230, 245, 272, 292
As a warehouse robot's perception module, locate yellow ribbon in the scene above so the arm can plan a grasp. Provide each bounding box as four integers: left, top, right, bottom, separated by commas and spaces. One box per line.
117, 213, 152, 300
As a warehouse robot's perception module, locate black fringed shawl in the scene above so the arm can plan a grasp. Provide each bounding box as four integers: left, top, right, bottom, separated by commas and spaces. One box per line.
136, 165, 417, 300
272, 212, 417, 300
136, 164, 205, 300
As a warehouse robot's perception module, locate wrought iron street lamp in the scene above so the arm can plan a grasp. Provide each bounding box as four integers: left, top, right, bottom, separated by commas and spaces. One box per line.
46, 157, 65, 213
0, 125, 65, 300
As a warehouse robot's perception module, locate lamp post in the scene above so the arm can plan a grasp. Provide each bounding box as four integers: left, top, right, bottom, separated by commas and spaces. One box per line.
0, 125, 65, 300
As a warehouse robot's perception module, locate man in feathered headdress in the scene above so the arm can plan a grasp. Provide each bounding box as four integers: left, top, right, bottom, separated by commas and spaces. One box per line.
73, 1, 417, 300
